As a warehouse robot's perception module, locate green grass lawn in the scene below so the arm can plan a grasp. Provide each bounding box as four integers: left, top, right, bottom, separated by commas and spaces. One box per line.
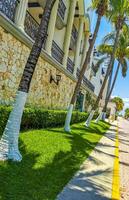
0, 121, 110, 200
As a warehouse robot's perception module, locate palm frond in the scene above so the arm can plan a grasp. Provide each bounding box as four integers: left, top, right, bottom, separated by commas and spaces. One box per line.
102, 32, 116, 43
93, 56, 107, 74
98, 44, 113, 55
120, 58, 128, 77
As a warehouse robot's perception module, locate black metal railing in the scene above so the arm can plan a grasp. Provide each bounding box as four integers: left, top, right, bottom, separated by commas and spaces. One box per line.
72, 25, 78, 41
67, 57, 74, 74
58, 0, 66, 20
51, 40, 64, 64
24, 11, 40, 41
0, 0, 19, 22
83, 76, 95, 92
24, 11, 47, 48
76, 68, 95, 92
76, 68, 80, 78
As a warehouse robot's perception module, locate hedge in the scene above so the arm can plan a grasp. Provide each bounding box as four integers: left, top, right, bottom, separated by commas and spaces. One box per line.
0, 105, 98, 135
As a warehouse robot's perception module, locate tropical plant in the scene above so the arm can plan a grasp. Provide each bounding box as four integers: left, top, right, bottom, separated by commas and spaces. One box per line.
0, 0, 56, 162
64, 0, 109, 132
94, 0, 129, 117
98, 30, 129, 116
125, 108, 129, 119
85, 0, 129, 126
112, 97, 124, 112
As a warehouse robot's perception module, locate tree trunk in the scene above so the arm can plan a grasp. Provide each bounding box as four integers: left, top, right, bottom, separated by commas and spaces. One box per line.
95, 111, 103, 123
93, 28, 120, 111
84, 110, 95, 127
64, 15, 102, 132
102, 62, 120, 113
71, 15, 101, 105
0, 0, 56, 162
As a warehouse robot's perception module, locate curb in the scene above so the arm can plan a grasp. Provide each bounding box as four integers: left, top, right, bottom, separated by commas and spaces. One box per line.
111, 122, 120, 200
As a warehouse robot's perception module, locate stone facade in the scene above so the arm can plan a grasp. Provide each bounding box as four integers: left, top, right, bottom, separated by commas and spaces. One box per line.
0, 26, 77, 109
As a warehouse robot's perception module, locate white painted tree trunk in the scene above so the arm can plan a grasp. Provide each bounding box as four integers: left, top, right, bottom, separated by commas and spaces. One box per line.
84, 110, 95, 127
0, 91, 27, 161
64, 104, 73, 132
95, 111, 103, 123
102, 112, 106, 121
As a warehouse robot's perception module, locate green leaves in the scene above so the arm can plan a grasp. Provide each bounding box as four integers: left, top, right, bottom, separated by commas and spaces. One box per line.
125, 108, 129, 118
97, 27, 129, 78
112, 97, 124, 112
0, 106, 89, 135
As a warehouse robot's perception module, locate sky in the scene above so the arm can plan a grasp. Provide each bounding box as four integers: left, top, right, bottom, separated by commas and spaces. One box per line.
85, 1, 129, 112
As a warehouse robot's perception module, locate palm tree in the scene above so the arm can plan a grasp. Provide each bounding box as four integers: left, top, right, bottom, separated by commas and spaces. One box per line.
64, 0, 109, 132
85, 0, 129, 126
0, 0, 56, 162
100, 33, 129, 119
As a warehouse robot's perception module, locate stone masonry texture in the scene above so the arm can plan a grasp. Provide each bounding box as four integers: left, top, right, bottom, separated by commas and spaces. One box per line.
0, 26, 79, 109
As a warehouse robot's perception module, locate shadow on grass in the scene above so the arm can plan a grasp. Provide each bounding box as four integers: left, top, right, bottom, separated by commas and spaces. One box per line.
0, 121, 110, 200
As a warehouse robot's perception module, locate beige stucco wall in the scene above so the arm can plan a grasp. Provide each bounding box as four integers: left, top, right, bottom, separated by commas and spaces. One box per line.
0, 26, 77, 109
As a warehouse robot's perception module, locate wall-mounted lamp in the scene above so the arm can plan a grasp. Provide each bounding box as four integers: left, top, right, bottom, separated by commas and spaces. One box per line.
50, 74, 61, 85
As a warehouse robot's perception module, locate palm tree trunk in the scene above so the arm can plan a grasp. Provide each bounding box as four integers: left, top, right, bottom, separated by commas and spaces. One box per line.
101, 62, 120, 121
93, 28, 120, 112
84, 110, 95, 127
0, 0, 56, 162
93, 28, 120, 124
102, 62, 120, 113
95, 111, 103, 123
64, 14, 102, 132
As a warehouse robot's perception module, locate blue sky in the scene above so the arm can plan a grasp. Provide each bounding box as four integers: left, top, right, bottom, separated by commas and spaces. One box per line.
87, 4, 129, 112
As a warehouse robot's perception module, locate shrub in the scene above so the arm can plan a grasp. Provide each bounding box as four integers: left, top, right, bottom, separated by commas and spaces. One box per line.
0, 106, 90, 135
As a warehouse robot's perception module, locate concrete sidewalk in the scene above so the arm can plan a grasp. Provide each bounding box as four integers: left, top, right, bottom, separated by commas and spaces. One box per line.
56, 122, 117, 200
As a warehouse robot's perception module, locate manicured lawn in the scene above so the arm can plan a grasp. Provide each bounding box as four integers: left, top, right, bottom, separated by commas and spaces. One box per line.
0, 121, 110, 200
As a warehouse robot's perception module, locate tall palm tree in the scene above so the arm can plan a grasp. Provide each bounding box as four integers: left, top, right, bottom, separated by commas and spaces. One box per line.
85, 0, 129, 126
64, 0, 109, 132
100, 33, 129, 118
0, 0, 56, 162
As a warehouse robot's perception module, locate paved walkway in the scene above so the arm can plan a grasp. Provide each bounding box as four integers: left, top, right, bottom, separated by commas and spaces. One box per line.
56, 122, 117, 200
118, 117, 129, 200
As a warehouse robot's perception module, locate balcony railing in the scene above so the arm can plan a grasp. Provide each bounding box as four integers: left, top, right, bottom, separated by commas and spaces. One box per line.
24, 11, 46, 48
24, 11, 39, 41
51, 41, 64, 64
67, 57, 74, 74
76, 68, 95, 92
83, 76, 95, 92
76, 68, 80, 78
0, 0, 19, 22
58, 0, 66, 21
71, 25, 78, 41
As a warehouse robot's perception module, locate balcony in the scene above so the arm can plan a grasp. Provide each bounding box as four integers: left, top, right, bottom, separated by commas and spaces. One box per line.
24, 11, 40, 41
0, 0, 19, 22
58, 0, 66, 21
83, 76, 95, 92
24, 11, 46, 48
51, 40, 64, 64
76, 69, 95, 92
76, 68, 80, 79
67, 57, 74, 74
56, 0, 66, 29
71, 25, 78, 42
69, 25, 78, 51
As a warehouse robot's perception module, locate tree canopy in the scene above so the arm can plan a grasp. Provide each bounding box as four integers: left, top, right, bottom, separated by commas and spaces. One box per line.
112, 97, 124, 112
125, 108, 129, 118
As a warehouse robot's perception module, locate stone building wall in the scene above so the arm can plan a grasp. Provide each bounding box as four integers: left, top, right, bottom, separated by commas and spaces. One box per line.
0, 26, 77, 110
